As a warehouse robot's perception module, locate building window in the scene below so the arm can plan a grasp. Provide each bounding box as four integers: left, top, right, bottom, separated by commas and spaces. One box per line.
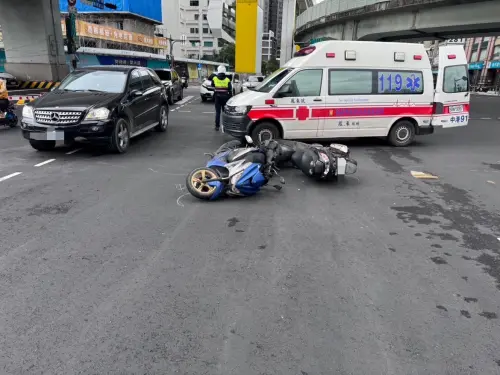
203, 14, 207, 20
195, 14, 199, 20
479, 47, 489, 61
190, 0, 199, 6
203, 28, 209, 34
116, 21, 123, 30
190, 28, 199, 34
204, 41, 213, 47
493, 45, 500, 60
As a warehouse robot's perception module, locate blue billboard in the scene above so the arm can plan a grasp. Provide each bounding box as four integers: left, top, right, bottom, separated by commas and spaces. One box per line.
60, 0, 162, 23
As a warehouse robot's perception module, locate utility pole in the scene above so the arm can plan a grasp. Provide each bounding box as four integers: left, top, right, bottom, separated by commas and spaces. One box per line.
66, 0, 78, 69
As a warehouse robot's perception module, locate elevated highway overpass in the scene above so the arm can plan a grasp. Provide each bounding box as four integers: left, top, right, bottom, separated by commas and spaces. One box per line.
295, 0, 500, 43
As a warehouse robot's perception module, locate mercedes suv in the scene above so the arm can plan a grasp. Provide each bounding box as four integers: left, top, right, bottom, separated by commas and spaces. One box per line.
21, 66, 169, 153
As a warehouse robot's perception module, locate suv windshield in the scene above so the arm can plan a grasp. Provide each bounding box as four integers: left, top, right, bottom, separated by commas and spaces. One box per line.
58, 70, 127, 93
155, 70, 172, 81
256, 68, 293, 93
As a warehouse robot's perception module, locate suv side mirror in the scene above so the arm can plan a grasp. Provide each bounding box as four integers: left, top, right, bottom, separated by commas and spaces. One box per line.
130, 90, 143, 97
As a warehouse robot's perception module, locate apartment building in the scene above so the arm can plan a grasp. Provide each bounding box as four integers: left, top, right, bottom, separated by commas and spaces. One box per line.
161, 0, 235, 60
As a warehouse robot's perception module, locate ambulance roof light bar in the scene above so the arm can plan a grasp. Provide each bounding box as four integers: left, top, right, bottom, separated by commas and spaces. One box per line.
294, 46, 316, 57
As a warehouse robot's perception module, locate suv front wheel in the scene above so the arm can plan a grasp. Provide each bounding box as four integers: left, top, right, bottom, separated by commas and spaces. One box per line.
110, 118, 130, 153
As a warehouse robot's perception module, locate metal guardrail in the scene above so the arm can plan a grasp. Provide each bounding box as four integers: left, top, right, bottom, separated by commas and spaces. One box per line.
296, 0, 451, 34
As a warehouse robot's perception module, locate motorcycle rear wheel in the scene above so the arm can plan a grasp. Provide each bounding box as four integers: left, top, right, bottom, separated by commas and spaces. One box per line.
186, 167, 222, 200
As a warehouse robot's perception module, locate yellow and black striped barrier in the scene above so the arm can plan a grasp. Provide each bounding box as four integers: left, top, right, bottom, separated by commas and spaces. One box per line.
8, 95, 41, 105
18, 81, 61, 90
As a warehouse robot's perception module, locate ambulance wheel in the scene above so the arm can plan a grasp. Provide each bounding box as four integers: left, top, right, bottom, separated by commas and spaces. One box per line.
251, 122, 280, 144
388, 120, 415, 147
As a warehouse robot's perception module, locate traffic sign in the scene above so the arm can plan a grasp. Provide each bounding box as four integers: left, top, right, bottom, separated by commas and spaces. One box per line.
197, 63, 202, 70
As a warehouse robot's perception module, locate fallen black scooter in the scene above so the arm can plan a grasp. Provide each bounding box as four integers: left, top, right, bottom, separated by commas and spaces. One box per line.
214, 139, 358, 181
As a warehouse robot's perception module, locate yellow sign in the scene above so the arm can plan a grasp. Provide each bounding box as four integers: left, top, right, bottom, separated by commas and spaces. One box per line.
61, 20, 169, 49
235, 0, 258, 73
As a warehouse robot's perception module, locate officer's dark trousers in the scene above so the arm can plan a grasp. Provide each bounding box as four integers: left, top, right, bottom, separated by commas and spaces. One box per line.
215, 95, 230, 128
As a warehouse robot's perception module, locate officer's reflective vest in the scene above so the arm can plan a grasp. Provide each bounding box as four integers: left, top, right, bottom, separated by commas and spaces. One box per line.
213, 76, 230, 94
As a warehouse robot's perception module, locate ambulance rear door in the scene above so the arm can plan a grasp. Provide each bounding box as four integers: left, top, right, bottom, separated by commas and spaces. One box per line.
431, 45, 470, 128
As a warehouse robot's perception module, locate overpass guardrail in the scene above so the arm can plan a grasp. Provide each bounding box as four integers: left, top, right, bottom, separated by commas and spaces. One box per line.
296, 0, 457, 34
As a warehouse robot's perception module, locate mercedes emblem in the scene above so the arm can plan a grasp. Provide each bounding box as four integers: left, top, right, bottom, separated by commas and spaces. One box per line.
51, 112, 60, 122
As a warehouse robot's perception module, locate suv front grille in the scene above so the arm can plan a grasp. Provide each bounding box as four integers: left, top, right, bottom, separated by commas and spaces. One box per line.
34, 110, 82, 125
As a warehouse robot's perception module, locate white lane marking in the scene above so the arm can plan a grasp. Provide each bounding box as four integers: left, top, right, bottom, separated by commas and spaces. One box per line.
178, 110, 191, 113
176, 95, 194, 105
0, 172, 22, 182
203, 111, 215, 114
34, 159, 56, 167
480, 117, 492, 120
66, 148, 82, 155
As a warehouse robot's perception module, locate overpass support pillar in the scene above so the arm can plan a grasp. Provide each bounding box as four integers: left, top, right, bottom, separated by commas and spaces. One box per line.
280, 0, 297, 66
0, 0, 68, 81
341, 20, 359, 41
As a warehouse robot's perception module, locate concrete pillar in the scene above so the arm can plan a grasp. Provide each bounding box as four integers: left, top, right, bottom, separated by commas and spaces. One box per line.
341, 20, 358, 41
0, 0, 68, 81
280, 0, 297, 66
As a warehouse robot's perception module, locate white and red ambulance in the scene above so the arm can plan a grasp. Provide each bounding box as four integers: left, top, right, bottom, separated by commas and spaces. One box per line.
221, 40, 469, 146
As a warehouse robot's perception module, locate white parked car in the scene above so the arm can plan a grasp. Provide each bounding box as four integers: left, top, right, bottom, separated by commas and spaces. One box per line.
242, 75, 265, 92
200, 72, 242, 101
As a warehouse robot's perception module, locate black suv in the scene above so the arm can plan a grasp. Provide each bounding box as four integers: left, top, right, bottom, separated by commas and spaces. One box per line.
154, 69, 183, 105
21, 66, 169, 153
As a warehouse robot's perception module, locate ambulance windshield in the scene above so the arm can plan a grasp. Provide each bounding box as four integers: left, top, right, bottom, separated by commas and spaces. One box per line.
256, 68, 293, 93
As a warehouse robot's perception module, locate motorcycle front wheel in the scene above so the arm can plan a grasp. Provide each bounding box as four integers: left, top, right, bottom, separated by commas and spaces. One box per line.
186, 167, 224, 200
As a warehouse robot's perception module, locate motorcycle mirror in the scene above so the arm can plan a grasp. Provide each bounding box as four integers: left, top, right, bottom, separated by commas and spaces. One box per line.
245, 135, 253, 144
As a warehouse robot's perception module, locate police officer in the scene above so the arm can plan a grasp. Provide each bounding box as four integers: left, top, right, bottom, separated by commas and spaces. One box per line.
211, 65, 232, 131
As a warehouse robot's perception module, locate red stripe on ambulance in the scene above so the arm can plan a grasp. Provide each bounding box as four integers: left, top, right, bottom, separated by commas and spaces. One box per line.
248, 108, 295, 121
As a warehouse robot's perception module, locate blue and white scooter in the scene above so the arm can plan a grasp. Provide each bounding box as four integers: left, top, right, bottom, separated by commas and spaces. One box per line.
186, 136, 283, 201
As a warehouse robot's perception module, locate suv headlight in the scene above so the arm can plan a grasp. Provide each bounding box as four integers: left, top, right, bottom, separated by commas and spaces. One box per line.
85, 107, 110, 121
22, 105, 34, 119
225, 105, 251, 115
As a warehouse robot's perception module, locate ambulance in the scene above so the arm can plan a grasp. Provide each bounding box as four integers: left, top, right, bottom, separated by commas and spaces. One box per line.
221, 40, 469, 146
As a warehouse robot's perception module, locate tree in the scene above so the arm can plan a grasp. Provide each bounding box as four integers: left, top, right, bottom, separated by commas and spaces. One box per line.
265, 58, 279, 74
218, 43, 235, 67
261, 60, 267, 75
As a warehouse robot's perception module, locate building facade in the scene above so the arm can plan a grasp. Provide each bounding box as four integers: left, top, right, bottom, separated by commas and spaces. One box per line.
161, 0, 235, 60
262, 30, 277, 62
60, 0, 163, 54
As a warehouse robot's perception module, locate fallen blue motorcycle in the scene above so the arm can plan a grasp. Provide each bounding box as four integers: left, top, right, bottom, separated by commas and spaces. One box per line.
0, 102, 18, 128
186, 136, 284, 200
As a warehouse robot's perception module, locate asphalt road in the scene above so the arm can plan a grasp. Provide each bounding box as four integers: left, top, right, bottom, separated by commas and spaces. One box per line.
1, 89, 500, 374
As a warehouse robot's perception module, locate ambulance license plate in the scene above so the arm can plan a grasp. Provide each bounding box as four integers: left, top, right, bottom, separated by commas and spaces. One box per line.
449, 105, 463, 113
